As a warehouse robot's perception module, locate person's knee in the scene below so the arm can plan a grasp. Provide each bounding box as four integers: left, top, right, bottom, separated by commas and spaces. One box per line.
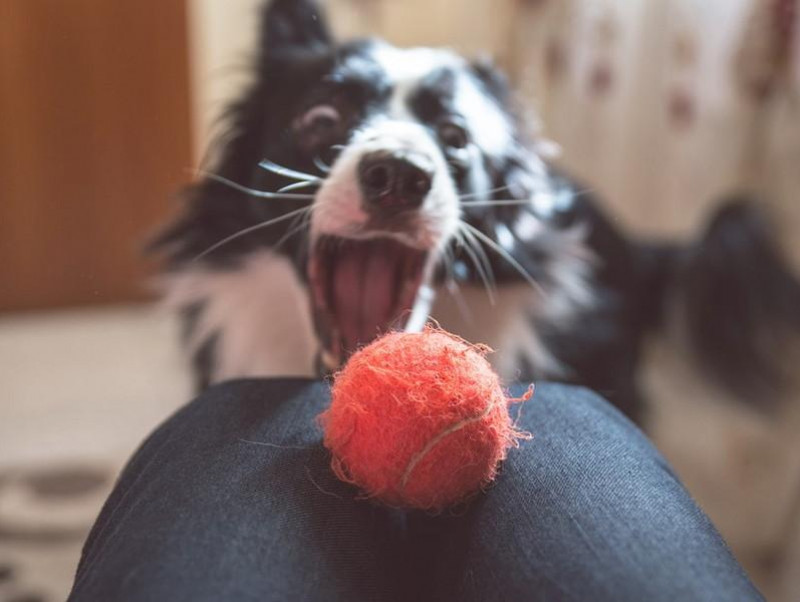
500, 382, 679, 499
513, 383, 643, 443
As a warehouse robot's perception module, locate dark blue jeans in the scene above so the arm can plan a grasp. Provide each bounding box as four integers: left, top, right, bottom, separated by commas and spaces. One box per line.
68, 380, 762, 601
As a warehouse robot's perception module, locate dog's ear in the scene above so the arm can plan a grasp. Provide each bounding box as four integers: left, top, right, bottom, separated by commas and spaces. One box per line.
261, 0, 332, 58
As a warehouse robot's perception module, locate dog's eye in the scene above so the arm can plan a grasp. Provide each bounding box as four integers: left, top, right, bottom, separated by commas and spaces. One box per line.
297, 104, 342, 132
438, 120, 470, 149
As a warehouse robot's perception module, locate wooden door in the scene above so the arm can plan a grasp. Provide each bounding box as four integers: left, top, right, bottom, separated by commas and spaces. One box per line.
0, 1, 193, 311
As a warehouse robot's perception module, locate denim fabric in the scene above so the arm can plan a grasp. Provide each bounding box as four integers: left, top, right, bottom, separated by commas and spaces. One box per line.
68, 380, 762, 602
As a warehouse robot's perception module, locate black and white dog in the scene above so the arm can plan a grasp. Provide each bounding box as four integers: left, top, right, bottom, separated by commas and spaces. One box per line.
153, 0, 800, 421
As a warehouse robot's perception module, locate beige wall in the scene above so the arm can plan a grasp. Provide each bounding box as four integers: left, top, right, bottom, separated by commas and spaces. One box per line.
187, 0, 262, 160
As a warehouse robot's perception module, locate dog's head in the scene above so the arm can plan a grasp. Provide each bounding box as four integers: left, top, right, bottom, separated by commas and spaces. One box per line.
160, 0, 554, 371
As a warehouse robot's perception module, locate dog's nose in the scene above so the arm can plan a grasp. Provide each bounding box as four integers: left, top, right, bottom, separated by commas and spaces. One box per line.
358, 152, 433, 212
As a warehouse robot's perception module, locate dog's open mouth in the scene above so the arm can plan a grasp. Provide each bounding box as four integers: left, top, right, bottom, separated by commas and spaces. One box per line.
308, 235, 428, 368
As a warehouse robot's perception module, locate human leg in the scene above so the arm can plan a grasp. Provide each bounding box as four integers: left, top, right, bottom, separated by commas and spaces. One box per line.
413, 384, 763, 601
69, 379, 412, 602
69, 380, 762, 602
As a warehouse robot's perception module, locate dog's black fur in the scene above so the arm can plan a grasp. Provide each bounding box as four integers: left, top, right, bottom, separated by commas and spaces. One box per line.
153, 0, 800, 421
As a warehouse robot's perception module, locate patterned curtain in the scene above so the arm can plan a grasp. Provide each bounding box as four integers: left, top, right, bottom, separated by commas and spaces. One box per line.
509, 0, 799, 257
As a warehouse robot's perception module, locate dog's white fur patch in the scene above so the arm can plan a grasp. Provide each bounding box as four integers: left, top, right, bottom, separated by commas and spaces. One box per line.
531, 186, 575, 219
312, 118, 461, 250
369, 43, 461, 120
451, 69, 513, 157
369, 42, 513, 157
161, 251, 316, 382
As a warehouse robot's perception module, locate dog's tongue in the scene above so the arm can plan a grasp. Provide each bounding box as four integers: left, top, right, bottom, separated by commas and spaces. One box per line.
331, 238, 414, 353
309, 236, 428, 366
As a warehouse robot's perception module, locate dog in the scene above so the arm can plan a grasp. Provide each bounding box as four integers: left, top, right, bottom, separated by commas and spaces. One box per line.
152, 0, 800, 423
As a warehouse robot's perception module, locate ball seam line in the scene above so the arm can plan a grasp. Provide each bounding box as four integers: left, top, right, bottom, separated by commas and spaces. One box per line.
399, 397, 498, 490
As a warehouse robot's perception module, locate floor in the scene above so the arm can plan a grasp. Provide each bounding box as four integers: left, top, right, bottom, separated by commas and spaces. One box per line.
0, 304, 798, 601
0, 306, 189, 602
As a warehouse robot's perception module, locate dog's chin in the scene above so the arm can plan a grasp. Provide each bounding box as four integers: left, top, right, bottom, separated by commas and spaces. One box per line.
308, 234, 429, 369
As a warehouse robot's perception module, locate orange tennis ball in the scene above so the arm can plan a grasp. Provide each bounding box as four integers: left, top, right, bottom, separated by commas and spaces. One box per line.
319, 328, 531, 511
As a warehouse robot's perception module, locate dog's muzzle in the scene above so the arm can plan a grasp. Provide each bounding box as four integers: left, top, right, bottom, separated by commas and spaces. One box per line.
307, 121, 460, 372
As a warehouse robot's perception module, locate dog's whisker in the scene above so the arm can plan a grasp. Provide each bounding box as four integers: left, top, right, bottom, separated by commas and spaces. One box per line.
313, 156, 331, 174
462, 226, 497, 295
191, 206, 312, 263
458, 185, 512, 201
455, 229, 497, 305
271, 214, 313, 255
278, 180, 320, 193
439, 244, 475, 324
461, 221, 544, 295
461, 199, 534, 208
569, 186, 594, 198
458, 184, 594, 204
460, 186, 596, 210
198, 171, 317, 200
446, 277, 475, 325
459, 227, 498, 302
439, 244, 459, 294
258, 159, 321, 182
441, 244, 456, 281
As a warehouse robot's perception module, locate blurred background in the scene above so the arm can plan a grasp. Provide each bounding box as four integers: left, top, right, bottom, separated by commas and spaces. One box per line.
1, 0, 799, 600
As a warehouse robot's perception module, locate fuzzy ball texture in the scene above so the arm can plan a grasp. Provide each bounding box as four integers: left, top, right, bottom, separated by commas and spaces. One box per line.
319, 328, 531, 511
